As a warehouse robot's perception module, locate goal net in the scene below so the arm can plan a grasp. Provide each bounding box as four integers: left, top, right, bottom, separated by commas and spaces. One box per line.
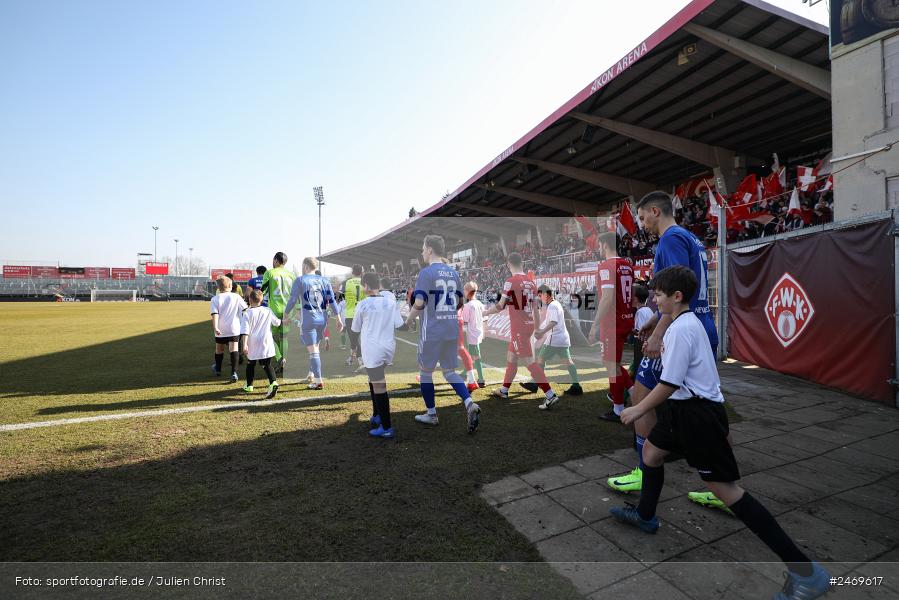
90, 289, 137, 302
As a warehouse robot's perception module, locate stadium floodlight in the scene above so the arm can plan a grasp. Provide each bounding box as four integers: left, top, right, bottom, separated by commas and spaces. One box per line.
174, 239, 179, 277
313, 186, 325, 266
189, 247, 193, 276
152, 226, 159, 261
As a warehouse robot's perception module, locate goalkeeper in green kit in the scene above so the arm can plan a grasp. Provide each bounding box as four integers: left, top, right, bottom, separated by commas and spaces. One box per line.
261, 251, 296, 374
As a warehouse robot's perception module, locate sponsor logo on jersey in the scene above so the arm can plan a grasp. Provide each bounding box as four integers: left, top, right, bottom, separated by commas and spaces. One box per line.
764, 273, 815, 348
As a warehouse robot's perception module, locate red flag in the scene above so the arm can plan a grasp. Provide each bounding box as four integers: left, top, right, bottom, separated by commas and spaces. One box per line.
797, 166, 818, 192
617, 202, 638, 236
730, 174, 757, 221
574, 214, 599, 250
820, 174, 833, 192
762, 170, 783, 200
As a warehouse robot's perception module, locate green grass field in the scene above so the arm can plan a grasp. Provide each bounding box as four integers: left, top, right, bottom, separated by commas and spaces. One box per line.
0, 301, 634, 590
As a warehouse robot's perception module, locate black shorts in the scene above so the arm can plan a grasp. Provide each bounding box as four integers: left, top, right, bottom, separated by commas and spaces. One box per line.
648, 398, 740, 482
215, 336, 238, 344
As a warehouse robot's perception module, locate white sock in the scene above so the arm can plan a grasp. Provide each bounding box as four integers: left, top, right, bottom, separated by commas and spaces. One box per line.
314, 377, 322, 385
467, 370, 476, 384
545, 389, 556, 400
427, 407, 437, 416
464, 398, 472, 409
500, 386, 509, 394
613, 403, 624, 416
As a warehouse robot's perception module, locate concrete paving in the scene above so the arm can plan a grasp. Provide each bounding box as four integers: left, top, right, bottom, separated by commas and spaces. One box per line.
482, 360, 899, 599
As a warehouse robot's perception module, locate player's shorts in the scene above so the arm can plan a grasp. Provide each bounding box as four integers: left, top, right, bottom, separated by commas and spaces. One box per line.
215, 335, 238, 344
600, 328, 630, 364
538, 345, 572, 363
508, 327, 534, 359
365, 365, 387, 381
648, 398, 740, 482
418, 338, 458, 371
301, 323, 326, 346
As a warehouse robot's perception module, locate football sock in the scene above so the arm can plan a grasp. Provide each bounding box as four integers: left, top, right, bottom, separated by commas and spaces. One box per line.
246, 361, 255, 386
613, 403, 624, 416
729, 492, 813, 577
443, 370, 471, 403
310, 352, 322, 380
503, 362, 517, 388
369, 383, 376, 417
420, 371, 436, 411
375, 392, 392, 430
635, 434, 646, 470
567, 364, 580, 385
214, 352, 224, 373
261, 360, 275, 384
637, 463, 664, 521
229, 351, 239, 374
459, 346, 473, 371
466, 369, 476, 384
526, 363, 551, 393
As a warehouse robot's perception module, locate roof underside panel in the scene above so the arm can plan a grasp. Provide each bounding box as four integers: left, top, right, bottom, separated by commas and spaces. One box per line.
322, 0, 831, 267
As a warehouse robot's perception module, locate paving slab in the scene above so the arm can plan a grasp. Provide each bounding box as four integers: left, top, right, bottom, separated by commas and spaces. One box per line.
588, 568, 692, 600
848, 432, 899, 461
822, 445, 899, 474
479, 475, 537, 506
802, 496, 899, 549
519, 465, 585, 492
562, 455, 632, 481
765, 456, 881, 496
590, 516, 702, 563
728, 421, 785, 442
548, 481, 618, 524
654, 495, 747, 544
739, 435, 823, 462
797, 424, 875, 446
733, 445, 790, 474
536, 527, 642, 595
851, 562, 899, 593
835, 483, 899, 520
777, 405, 855, 426
739, 471, 821, 507
496, 493, 582, 543
653, 552, 782, 599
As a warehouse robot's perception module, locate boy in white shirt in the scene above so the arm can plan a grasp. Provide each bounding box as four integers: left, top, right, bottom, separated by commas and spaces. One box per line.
210, 276, 248, 383
240, 289, 281, 399
460, 282, 486, 388
525, 285, 582, 406
612, 265, 830, 600
352, 272, 404, 438
628, 283, 653, 383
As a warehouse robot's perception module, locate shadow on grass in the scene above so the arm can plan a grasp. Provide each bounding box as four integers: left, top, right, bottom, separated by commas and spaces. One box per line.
1, 390, 631, 569
0, 321, 212, 398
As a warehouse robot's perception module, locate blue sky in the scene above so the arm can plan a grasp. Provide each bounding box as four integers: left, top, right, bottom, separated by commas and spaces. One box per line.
0, 0, 828, 273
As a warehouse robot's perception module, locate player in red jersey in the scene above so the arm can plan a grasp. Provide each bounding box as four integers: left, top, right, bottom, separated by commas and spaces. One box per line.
484, 252, 559, 410
589, 232, 635, 422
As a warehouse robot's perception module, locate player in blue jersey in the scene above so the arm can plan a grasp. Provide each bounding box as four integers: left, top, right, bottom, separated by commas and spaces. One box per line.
247, 266, 267, 306
607, 192, 722, 506
405, 234, 481, 433
284, 257, 344, 390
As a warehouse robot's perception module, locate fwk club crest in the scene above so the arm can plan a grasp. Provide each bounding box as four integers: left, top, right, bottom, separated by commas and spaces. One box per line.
764, 273, 815, 348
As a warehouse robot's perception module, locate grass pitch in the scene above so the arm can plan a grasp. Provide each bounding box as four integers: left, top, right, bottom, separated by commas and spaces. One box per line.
1, 301, 632, 588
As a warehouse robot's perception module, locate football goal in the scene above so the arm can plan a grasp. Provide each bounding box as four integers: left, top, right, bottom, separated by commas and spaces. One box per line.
90, 289, 138, 302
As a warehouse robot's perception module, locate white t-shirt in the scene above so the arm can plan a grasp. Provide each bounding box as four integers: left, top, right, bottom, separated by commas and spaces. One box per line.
337, 299, 346, 318
210, 292, 248, 338
541, 299, 571, 347
660, 311, 724, 402
240, 306, 282, 360
461, 298, 485, 345
351, 293, 404, 368
634, 306, 654, 332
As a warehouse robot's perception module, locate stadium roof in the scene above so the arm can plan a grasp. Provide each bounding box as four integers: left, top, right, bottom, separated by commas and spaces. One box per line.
322, 0, 831, 268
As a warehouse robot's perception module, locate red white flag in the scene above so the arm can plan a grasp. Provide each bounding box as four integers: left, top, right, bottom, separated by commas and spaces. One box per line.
797, 166, 818, 192
787, 187, 801, 216
617, 201, 638, 236
821, 174, 833, 192
734, 174, 759, 205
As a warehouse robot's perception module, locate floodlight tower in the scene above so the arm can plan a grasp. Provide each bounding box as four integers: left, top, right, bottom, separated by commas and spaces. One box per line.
189, 247, 193, 276
174, 239, 179, 276
152, 226, 159, 261
313, 186, 325, 268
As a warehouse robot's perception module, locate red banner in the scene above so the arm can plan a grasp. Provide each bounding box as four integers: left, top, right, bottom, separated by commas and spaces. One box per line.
85, 267, 110, 279
111, 268, 136, 280
31, 266, 59, 278
727, 219, 895, 404
211, 268, 254, 282
2, 265, 31, 279
145, 262, 169, 275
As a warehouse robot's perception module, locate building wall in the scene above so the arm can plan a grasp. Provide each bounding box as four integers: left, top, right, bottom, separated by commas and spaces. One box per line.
832, 30, 899, 219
